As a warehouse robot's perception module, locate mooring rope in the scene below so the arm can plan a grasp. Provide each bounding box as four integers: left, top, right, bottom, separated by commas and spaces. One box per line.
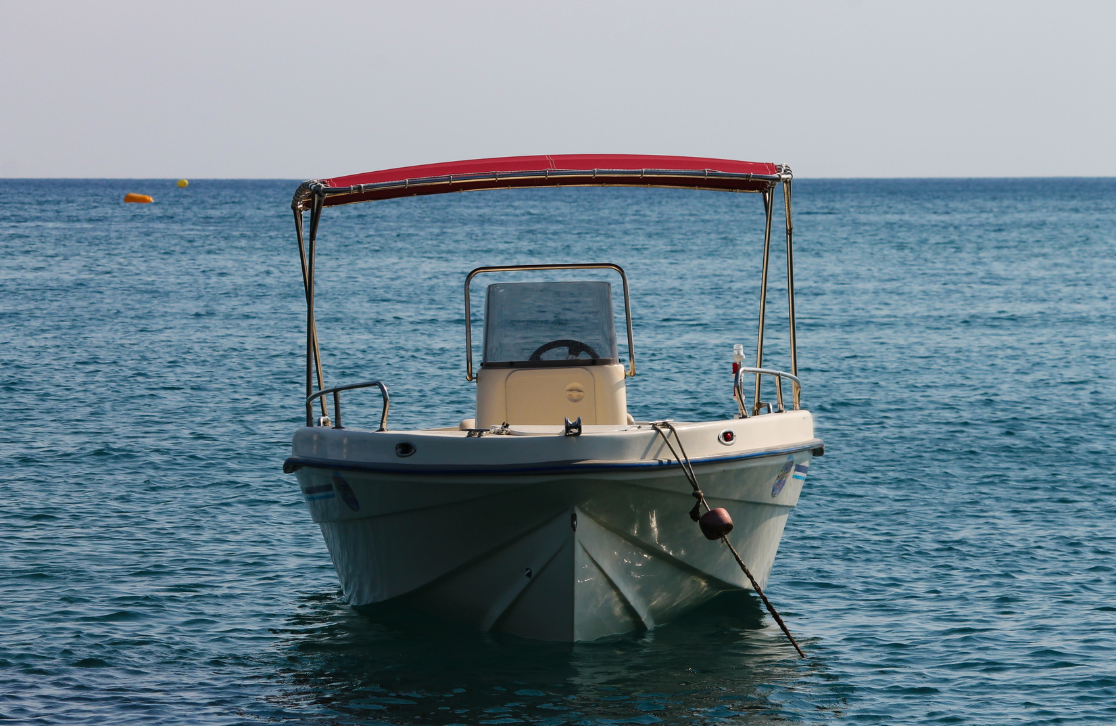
649, 421, 806, 658
648, 421, 705, 521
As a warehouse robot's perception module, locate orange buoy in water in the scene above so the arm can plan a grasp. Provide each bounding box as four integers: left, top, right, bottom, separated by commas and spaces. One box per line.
124, 193, 153, 204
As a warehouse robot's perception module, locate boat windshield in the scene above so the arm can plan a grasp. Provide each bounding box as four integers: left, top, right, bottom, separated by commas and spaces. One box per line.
483, 281, 618, 366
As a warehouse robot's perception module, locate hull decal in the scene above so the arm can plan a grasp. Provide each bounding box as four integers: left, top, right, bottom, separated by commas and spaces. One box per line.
332, 472, 360, 511
771, 456, 795, 498
301, 483, 335, 501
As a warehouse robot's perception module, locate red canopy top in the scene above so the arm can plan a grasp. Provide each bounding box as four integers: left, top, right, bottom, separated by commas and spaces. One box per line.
293, 154, 786, 210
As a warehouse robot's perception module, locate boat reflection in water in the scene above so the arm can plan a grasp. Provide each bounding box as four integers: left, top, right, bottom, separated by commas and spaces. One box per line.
266, 589, 842, 724
283, 155, 823, 642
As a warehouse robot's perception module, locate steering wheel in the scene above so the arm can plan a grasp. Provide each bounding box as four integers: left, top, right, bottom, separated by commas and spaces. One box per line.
529, 339, 601, 361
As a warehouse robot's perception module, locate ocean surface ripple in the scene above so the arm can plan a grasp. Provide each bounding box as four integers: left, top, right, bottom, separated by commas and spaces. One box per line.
1, 178, 1114, 725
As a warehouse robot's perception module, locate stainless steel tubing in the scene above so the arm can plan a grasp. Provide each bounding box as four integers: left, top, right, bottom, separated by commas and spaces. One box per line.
754, 191, 774, 410
304, 193, 328, 421
733, 367, 749, 418
296, 209, 311, 406
305, 380, 390, 431
735, 367, 801, 413
783, 178, 798, 378
294, 209, 328, 420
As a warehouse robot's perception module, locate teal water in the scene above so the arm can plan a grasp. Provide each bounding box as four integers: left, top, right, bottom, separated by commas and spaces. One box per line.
1, 178, 1114, 724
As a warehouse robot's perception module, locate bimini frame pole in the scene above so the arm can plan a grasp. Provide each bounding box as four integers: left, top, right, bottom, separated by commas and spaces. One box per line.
296, 192, 329, 425
782, 175, 799, 407
753, 189, 774, 413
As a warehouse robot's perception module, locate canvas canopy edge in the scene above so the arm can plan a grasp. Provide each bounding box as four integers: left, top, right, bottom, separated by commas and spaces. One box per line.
291, 154, 789, 211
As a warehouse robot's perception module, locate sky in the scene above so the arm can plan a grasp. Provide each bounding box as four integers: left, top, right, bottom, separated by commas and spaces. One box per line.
3, 1, 1114, 179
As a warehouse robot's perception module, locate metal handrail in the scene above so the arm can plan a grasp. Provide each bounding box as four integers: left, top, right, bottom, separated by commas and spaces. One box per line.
734, 366, 801, 417
463, 263, 636, 381
305, 380, 390, 431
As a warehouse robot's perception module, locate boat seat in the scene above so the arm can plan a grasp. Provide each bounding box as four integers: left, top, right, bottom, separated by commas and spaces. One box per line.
476, 363, 627, 428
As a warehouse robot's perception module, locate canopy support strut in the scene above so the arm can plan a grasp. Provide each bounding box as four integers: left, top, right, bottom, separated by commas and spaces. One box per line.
783, 178, 799, 407
753, 189, 774, 413
296, 192, 329, 425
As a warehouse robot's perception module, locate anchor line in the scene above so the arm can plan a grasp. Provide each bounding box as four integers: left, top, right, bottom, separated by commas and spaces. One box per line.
649, 421, 806, 659
649, 421, 705, 521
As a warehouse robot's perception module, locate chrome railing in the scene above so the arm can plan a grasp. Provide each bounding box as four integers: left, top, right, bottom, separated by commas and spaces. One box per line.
305, 380, 390, 431
734, 367, 801, 417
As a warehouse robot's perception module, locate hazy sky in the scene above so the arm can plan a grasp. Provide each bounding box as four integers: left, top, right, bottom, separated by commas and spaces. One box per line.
3, 1, 1114, 178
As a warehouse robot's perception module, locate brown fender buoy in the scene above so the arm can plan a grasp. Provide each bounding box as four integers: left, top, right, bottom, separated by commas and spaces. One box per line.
124, 193, 153, 204
699, 508, 734, 540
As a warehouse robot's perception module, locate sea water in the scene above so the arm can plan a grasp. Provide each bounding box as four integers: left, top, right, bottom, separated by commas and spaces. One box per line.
1, 178, 1114, 724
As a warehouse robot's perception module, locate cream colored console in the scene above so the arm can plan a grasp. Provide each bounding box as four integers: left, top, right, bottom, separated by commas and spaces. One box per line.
476, 363, 628, 428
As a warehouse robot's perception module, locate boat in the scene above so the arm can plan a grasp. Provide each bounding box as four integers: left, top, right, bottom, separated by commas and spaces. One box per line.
282, 155, 823, 642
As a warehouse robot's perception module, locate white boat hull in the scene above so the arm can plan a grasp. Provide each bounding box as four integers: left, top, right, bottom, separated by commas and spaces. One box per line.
287, 413, 820, 641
